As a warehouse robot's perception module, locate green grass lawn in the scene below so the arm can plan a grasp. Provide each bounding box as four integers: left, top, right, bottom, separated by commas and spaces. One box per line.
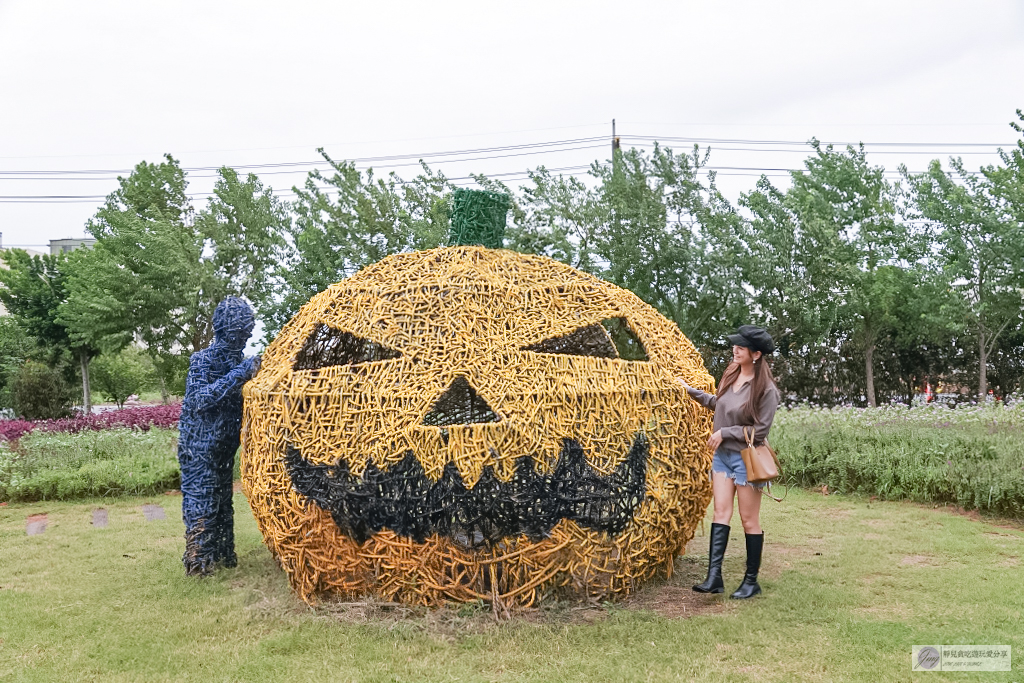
1, 489, 1021, 682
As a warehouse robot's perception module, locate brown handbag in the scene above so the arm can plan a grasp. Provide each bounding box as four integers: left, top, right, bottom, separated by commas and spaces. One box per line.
740, 426, 780, 484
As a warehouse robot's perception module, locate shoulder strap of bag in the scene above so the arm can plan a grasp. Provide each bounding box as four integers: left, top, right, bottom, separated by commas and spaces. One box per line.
742, 426, 756, 449
761, 478, 789, 502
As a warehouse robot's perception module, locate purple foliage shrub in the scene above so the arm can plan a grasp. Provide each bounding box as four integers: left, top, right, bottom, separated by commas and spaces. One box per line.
0, 404, 182, 442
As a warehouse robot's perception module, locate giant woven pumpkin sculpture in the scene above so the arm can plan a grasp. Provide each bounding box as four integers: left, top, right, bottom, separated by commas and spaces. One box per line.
242, 243, 714, 607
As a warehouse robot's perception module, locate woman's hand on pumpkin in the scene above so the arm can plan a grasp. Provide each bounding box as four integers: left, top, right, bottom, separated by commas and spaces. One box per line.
707, 430, 723, 451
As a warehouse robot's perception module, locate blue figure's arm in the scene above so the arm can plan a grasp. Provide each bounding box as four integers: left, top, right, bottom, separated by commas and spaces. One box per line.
186, 355, 261, 413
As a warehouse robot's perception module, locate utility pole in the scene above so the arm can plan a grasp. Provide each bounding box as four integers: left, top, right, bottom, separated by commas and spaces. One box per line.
611, 119, 621, 172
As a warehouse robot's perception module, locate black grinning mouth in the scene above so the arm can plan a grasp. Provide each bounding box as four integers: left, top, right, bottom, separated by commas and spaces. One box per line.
284, 433, 648, 548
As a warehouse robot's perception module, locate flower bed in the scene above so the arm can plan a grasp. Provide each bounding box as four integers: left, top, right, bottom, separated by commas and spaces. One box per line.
773, 403, 1024, 519
0, 403, 182, 442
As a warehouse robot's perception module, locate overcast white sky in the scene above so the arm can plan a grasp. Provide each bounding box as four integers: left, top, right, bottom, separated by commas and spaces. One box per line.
1, 0, 1022, 251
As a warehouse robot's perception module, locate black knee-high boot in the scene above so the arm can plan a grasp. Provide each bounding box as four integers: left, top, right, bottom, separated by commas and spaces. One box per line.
693, 523, 730, 593
730, 532, 763, 599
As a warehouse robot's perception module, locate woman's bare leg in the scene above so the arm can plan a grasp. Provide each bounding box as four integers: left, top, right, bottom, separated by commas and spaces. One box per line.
712, 471, 736, 524
736, 483, 762, 534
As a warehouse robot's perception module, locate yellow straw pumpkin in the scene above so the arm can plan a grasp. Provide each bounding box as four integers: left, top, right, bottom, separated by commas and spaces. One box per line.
241, 245, 714, 606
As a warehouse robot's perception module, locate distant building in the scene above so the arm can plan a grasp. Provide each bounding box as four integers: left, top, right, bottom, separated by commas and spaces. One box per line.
50, 238, 97, 255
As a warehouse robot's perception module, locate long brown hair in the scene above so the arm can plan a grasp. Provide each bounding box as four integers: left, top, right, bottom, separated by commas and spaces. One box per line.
717, 355, 777, 424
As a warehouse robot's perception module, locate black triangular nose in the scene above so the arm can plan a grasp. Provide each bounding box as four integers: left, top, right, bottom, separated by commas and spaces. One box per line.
422, 377, 501, 426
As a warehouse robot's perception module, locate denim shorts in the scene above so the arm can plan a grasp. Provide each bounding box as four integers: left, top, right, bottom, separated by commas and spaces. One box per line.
712, 448, 765, 489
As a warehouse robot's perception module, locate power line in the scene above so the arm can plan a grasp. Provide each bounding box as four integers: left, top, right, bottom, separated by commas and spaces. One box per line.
0, 163, 981, 204
621, 135, 1015, 148
0, 123, 611, 161
0, 137, 610, 177
0, 135, 1014, 179
6, 144, 1008, 182
0, 164, 602, 203
0, 131, 1011, 204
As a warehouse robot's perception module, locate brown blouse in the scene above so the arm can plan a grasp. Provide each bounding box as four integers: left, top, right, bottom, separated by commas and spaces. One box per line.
686, 380, 780, 453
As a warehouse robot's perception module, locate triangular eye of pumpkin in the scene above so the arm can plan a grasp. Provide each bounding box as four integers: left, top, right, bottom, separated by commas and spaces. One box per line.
523, 317, 649, 361
293, 323, 401, 370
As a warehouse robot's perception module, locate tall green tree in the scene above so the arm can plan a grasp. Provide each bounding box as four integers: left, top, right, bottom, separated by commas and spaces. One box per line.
509, 167, 605, 271
0, 250, 98, 412
783, 141, 908, 407
740, 177, 850, 402
0, 317, 36, 411
904, 154, 1024, 399
60, 156, 288, 399
269, 152, 451, 337
596, 146, 749, 361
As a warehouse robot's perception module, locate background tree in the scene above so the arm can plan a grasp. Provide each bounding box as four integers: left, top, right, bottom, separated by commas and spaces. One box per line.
91, 346, 156, 409
0, 249, 98, 412
268, 153, 451, 338
60, 156, 288, 400
507, 166, 604, 270
740, 177, 846, 402
59, 154, 195, 402
0, 317, 38, 412
905, 156, 1024, 399
11, 360, 73, 420
193, 166, 291, 323
783, 141, 908, 407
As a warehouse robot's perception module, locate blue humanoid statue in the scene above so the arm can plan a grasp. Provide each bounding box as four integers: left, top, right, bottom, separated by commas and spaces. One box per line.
178, 297, 261, 576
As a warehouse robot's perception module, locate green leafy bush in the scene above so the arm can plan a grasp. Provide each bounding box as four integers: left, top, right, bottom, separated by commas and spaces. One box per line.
0, 317, 36, 411
91, 347, 156, 408
12, 361, 73, 419
152, 352, 189, 398
773, 404, 1024, 519
0, 427, 180, 501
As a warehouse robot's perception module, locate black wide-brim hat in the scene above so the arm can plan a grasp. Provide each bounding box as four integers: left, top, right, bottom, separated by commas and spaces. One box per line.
727, 325, 775, 355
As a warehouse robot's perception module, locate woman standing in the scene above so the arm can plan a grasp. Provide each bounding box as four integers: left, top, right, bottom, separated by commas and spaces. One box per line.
680, 325, 780, 599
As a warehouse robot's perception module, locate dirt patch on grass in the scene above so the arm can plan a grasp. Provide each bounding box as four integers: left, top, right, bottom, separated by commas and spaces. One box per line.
859, 572, 895, 586
900, 554, 938, 567
996, 556, 1019, 567
921, 503, 1024, 531
854, 602, 913, 620
273, 569, 730, 633
26, 513, 47, 535
770, 537, 826, 557
863, 518, 891, 529
813, 507, 853, 521
625, 583, 727, 619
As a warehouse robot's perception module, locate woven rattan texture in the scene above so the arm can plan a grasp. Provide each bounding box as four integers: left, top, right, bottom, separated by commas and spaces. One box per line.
241, 246, 714, 605
179, 297, 260, 575
448, 188, 509, 248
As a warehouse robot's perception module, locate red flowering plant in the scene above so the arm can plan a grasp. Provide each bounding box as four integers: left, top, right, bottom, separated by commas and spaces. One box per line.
0, 404, 181, 443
